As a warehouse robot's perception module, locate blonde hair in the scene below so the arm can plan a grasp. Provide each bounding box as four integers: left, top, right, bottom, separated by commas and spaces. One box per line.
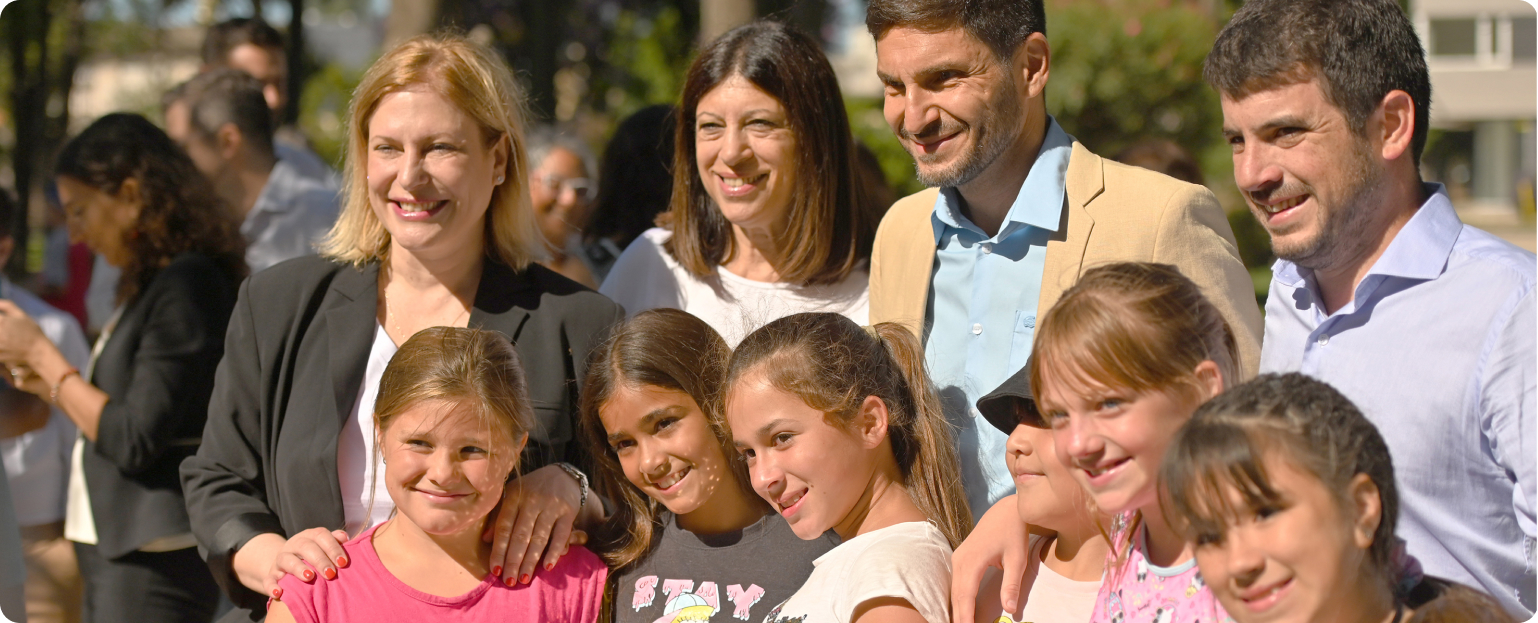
320, 32, 543, 268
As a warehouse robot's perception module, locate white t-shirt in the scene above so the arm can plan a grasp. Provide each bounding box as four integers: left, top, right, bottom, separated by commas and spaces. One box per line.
981, 535, 1102, 623
336, 325, 397, 535
599, 227, 870, 346
764, 521, 952, 623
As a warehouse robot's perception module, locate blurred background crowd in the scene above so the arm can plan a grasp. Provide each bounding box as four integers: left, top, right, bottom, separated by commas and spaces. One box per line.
0, 0, 1533, 332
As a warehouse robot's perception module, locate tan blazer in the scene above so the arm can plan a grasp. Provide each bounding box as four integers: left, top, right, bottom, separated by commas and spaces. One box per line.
868, 141, 1263, 378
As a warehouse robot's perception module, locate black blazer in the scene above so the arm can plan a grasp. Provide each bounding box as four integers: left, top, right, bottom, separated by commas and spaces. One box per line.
180, 255, 623, 618
86, 252, 242, 559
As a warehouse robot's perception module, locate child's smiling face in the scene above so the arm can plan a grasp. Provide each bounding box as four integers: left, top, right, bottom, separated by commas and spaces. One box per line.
1006, 416, 1092, 531
600, 384, 737, 518
379, 399, 523, 537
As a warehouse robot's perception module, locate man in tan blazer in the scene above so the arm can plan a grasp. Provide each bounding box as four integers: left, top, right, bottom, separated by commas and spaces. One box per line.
865, 0, 1262, 516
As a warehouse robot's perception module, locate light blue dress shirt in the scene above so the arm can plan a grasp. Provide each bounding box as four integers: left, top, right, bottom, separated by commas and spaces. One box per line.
923, 118, 1072, 516
1259, 185, 1536, 617
244, 158, 342, 273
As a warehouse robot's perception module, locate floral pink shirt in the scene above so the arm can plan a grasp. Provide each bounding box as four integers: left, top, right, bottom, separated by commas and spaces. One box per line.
1090, 514, 1233, 623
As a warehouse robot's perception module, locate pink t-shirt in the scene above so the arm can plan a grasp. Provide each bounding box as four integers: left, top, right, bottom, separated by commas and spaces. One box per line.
1090, 514, 1233, 623
274, 523, 607, 623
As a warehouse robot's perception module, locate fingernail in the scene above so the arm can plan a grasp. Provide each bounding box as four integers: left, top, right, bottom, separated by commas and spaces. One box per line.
491, 566, 502, 577
545, 562, 553, 571
271, 588, 283, 599
323, 567, 337, 580
520, 574, 530, 584
337, 556, 349, 568
302, 569, 314, 581
505, 576, 516, 587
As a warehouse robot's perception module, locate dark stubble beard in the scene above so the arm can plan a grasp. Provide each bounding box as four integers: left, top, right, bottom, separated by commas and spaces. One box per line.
906, 75, 1025, 189
1264, 136, 1386, 272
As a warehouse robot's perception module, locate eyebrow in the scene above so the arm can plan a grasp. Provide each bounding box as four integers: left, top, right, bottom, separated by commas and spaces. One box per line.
754, 418, 797, 439
605, 405, 687, 444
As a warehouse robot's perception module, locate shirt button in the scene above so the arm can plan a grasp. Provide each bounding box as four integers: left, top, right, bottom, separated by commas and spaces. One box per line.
1317, 333, 1330, 346
972, 323, 983, 335
981, 243, 993, 255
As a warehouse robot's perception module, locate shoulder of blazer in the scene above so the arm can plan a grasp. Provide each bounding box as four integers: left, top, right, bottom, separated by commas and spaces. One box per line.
245, 255, 369, 306
483, 260, 622, 325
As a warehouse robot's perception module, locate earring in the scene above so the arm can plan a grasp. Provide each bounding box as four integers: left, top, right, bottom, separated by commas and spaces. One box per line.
495, 175, 505, 184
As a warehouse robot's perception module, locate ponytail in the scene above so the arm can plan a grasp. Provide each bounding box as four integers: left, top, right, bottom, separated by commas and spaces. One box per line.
726, 313, 972, 548
870, 323, 971, 548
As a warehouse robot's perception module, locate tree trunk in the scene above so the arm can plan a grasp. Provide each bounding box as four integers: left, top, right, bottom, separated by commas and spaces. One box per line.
700, 0, 754, 45
7, 0, 51, 279
283, 0, 305, 125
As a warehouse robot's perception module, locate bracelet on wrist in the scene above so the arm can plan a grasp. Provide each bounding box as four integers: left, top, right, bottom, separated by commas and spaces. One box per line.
553, 462, 589, 515
50, 368, 79, 404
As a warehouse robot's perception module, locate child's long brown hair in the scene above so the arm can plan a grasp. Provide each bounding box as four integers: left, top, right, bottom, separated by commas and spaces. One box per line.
724, 313, 971, 548
577, 309, 747, 572
1027, 262, 1239, 578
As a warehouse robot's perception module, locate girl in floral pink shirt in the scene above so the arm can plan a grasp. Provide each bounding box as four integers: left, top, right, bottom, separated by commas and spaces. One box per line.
1026, 263, 1237, 623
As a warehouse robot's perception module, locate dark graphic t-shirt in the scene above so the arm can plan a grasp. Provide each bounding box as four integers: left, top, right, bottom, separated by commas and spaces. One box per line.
613, 511, 838, 623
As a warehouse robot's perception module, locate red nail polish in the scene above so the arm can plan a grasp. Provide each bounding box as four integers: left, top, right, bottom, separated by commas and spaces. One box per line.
272, 588, 283, 599
520, 574, 530, 584
491, 566, 502, 577
505, 576, 516, 587
545, 562, 553, 571
302, 569, 314, 581
337, 556, 349, 568
324, 567, 337, 580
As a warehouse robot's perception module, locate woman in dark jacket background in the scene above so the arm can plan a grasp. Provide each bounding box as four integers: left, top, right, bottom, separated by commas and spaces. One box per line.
0, 112, 247, 623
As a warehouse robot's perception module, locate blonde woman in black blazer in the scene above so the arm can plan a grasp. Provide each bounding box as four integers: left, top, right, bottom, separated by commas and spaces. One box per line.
0, 113, 247, 623
179, 34, 623, 621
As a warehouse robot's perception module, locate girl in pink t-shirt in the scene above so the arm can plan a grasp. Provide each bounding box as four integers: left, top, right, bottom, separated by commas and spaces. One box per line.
1029, 263, 1238, 623
267, 328, 606, 623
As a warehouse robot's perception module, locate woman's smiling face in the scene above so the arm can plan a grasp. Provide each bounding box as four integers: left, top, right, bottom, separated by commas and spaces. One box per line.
366, 88, 508, 261
693, 74, 798, 236
379, 399, 522, 537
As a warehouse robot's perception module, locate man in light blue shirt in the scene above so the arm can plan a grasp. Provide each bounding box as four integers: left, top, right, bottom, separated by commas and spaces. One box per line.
166, 70, 339, 273
865, 0, 1263, 517
1210, 0, 1535, 616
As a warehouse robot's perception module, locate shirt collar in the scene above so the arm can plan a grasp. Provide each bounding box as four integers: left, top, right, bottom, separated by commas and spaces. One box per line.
250, 158, 299, 217
931, 116, 1073, 244
1271, 183, 1461, 287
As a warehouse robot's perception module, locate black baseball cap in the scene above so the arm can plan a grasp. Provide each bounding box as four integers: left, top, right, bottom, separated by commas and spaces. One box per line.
975, 358, 1046, 434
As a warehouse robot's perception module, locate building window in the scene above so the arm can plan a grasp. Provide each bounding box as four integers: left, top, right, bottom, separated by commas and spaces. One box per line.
1431, 18, 1479, 56
1513, 17, 1536, 64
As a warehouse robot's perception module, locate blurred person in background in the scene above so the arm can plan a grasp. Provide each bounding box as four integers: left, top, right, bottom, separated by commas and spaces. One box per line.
34, 186, 91, 333
525, 126, 598, 287
165, 69, 340, 274
201, 17, 335, 185
0, 190, 90, 623
0, 113, 247, 623
601, 21, 878, 346
1112, 138, 1205, 186
179, 34, 622, 622
581, 104, 675, 282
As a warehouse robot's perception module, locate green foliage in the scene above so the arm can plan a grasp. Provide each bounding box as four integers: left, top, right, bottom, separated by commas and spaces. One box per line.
297, 63, 364, 170
595, 6, 693, 121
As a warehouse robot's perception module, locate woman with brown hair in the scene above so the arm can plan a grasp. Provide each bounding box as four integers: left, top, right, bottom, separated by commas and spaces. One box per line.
600, 21, 878, 346
579, 309, 837, 623
0, 112, 247, 622
180, 33, 622, 621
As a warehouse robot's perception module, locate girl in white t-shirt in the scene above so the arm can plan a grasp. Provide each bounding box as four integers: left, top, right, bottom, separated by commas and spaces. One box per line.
598, 21, 877, 346
724, 312, 972, 623
968, 366, 1110, 623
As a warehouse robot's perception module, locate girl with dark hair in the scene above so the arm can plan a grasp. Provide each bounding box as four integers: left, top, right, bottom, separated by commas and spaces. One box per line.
1162, 372, 1516, 623
725, 312, 970, 623
267, 327, 606, 623
579, 308, 837, 623
0, 112, 247, 622
600, 21, 878, 346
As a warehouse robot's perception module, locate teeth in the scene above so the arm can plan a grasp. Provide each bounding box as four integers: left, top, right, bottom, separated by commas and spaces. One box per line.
1262, 196, 1305, 214
654, 467, 689, 490
721, 174, 765, 188
781, 492, 803, 510
397, 201, 440, 213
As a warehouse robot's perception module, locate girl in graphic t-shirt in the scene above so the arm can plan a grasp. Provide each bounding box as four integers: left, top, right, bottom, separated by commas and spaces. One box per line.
578, 309, 837, 623
266, 328, 606, 623
1161, 373, 1517, 623
1029, 262, 1238, 623
724, 313, 973, 623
